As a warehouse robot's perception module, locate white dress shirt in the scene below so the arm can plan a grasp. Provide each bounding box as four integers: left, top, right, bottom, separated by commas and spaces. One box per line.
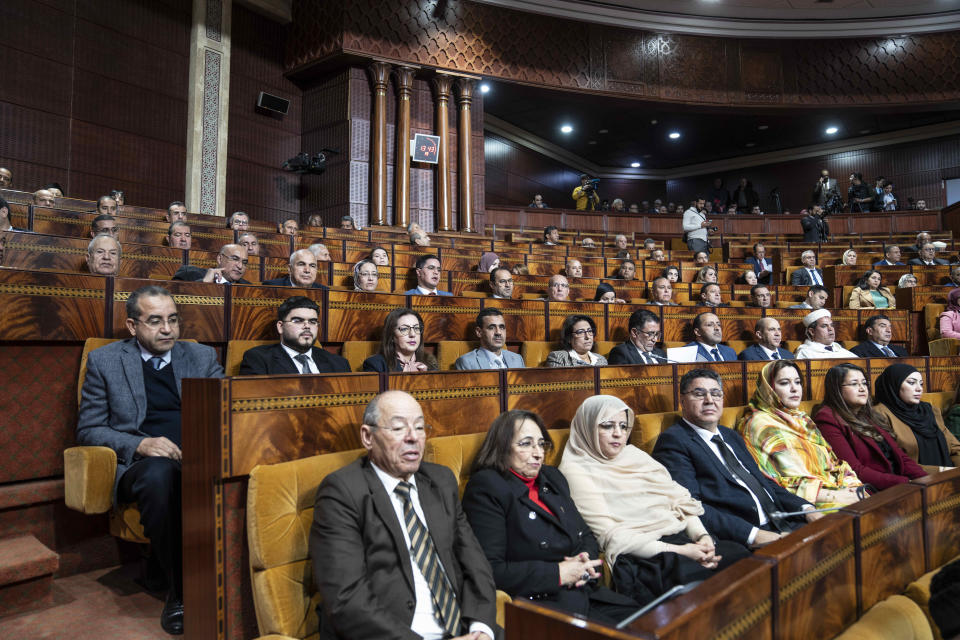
480, 347, 506, 369
370, 463, 493, 640
793, 340, 857, 359
805, 268, 823, 285
416, 285, 438, 295
280, 343, 317, 374
137, 342, 172, 369
568, 349, 600, 365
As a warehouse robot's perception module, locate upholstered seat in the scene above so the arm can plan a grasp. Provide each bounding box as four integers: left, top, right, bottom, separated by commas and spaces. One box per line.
833, 595, 932, 640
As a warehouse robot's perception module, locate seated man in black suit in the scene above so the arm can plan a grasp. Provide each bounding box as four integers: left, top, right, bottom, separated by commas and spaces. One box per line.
873, 245, 904, 267
738, 318, 795, 361
789, 250, 825, 286
698, 283, 728, 308
745, 243, 773, 284
172, 243, 251, 284
908, 243, 950, 266
850, 314, 908, 358
652, 369, 820, 549
747, 284, 772, 308
607, 309, 666, 365
239, 296, 349, 375
263, 249, 328, 289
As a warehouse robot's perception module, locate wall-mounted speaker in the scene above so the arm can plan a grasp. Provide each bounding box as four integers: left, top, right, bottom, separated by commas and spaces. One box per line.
256, 91, 290, 116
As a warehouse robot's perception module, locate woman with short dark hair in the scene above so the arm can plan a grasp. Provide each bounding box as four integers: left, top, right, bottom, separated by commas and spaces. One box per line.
546, 315, 607, 367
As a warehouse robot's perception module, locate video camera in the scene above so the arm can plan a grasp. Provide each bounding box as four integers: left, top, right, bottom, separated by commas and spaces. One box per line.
281, 149, 340, 175
582, 178, 600, 192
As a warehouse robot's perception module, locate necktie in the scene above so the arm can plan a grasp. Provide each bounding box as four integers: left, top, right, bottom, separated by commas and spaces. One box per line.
881, 346, 895, 357
644, 353, 655, 365
428, 292, 437, 296
770, 351, 779, 360
811, 269, 821, 285
492, 357, 505, 369
150, 356, 164, 370
711, 348, 722, 362
710, 435, 782, 532
295, 354, 312, 374
394, 482, 461, 636
825, 345, 833, 352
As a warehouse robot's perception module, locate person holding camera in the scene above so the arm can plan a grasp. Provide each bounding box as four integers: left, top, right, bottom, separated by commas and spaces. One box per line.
572, 174, 600, 211
847, 173, 874, 213
801, 205, 830, 243
683, 198, 713, 253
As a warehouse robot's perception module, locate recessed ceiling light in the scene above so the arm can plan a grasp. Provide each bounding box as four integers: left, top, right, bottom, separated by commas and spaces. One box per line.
598, 129, 608, 134
588, 140, 597, 145
651, 119, 658, 125
860, 129, 871, 134
560, 124, 573, 133
479, 83, 490, 93
757, 125, 769, 131
643, 154, 652, 158
825, 126, 839, 135
745, 142, 755, 147
630, 162, 641, 168
668, 131, 680, 139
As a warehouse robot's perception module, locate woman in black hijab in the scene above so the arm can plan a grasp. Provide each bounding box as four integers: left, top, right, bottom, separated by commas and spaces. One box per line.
873, 364, 960, 472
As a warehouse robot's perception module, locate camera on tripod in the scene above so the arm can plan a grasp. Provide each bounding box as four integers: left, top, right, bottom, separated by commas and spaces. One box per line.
582, 178, 600, 192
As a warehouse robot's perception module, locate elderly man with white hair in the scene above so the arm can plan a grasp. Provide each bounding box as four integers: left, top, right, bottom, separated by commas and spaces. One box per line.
789, 250, 825, 286
263, 249, 328, 289
793, 310, 856, 359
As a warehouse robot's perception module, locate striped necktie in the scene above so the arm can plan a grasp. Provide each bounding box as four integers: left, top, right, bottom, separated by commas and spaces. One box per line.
394, 482, 461, 637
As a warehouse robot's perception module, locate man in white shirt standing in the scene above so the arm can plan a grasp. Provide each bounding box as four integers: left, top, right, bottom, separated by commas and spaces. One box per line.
794, 310, 857, 359
682, 198, 710, 253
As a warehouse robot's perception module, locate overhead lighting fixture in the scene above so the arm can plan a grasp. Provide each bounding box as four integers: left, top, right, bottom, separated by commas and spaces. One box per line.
668, 131, 680, 139
745, 142, 755, 148
588, 140, 597, 145
825, 126, 839, 135
757, 125, 769, 131
479, 83, 490, 93
561, 124, 573, 134
651, 119, 658, 125
630, 162, 641, 168
598, 129, 608, 134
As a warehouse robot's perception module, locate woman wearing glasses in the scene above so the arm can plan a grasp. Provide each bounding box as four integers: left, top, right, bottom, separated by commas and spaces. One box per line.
736, 360, 863, 508
361, 309, 437, 372
559, 396, 749, 605
352, 259, 380, 293
813, 364, 926, 489
546, 315, 607, 367
462, 410, 639, 623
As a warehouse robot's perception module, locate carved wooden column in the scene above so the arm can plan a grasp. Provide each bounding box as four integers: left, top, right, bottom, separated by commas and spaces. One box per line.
456, 78, 475, 233
368, 61, 390, 226
393, 66, 414, 229
433, 74, 454, 231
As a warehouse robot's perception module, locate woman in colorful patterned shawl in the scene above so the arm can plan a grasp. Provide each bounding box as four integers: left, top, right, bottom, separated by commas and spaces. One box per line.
736, 360, 863, 509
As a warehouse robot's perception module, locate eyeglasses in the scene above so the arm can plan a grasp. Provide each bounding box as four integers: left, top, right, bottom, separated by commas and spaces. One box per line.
572, 328, 595, 337
840, 381, 869, 389
551, 283, 570, 289
515, 438, 553, 451
396, 325, 423, 336
135, 316, 179, 329
683, 388, 724, 400
376, 423, 431, 437
638, 330, 661, 338
285, 317, 319, 326
598, 421, 631, 433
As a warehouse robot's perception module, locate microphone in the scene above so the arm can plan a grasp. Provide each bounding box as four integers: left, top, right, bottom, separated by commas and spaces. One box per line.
616, 580, 705, 629
647, 352, 682, 364
770, 506, 843, 520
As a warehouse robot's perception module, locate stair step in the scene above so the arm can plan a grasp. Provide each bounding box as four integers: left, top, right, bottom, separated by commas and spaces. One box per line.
0, 535, 59, 587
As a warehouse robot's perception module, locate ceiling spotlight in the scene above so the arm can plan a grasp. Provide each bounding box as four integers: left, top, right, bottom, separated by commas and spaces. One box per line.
479, 83, 490, 93
668, 131, 681, 139
825, 126, 839, 135
860, 129, 871, 134
598, 129, 609, 134
630, 162, 641, 168
643, 154, 652, 158
745, 142, 755, 147
588, 140, 597, 145
561, 124, 573, 134
757, 125, 769, 131
651, 119, 658, 125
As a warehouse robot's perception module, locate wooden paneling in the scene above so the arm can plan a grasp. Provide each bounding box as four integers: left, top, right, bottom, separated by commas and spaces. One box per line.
387, 370, 502, 437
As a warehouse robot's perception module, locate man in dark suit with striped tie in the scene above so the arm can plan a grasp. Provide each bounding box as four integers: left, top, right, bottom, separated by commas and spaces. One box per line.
789, 250, 825, 286
850, 315, 909, 358
607, 309, 667, 365
310, 391, 500, 640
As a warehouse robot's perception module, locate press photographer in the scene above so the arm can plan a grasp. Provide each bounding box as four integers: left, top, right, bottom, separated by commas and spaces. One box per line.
801, 205, 830, 243
682, 198, 715, 252
813, 169, 843, 213
572, 173, 601, 211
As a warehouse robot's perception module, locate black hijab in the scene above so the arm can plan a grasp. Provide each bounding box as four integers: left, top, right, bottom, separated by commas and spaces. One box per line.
874, 364, 950, 466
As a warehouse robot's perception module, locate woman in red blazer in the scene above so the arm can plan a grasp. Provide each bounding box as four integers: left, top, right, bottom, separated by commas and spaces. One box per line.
813, 363, 926, 490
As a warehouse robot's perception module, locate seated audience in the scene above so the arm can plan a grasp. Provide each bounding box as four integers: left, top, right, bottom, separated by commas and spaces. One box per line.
694, 265, 718, 284
650, 248, 665, 262
263, 249, 326, 289
529, 193, 548, 208
310, 391, 499, 640
546, 315, 606, 367
938, 289, 960, 339
490, 267, 514, 299
167, 222, 191, 249
90, 214, 118, 238
841, 249, 858, 267
746, 244, 773, 284
173, 244, 250, 284
278, 218, 299, 235
653, 369, 819, 549
897, 273, 918, 288
455, 308, 524, 370
228, 211, 249, 231
661, 266, 680, 283
546, 274, 570, 302
738, 270, 758, 286
907, 232, 932, 254
686, 312, 736, 362
739, 318, 794, 361
404, 254, 452, 296
543, 225, 560, 246
698, 283, 726, 308
615, 259, 636, 280
166, 202, 187, 222
613, 234, 629, 253
45, 182, 64, 197
813, 364, 926, 490
110, 190, 124, 210
369, 246, 389, 266
339, 215, 356, 230
410, 230, 431, 246
794, 310, 856, 359
594, 282, 625, 303
33, 189, 56, 208
790, 250, 825, 286
610, 198, 624, 212
914, 200, 928, 211
642, 238, 656, 251
944, 385, 960, 439
96, 195, 117, 216
558, 396, 749, 606
607, 309, 665, 365
306, 214, 322, 226
238, 232, 259, 256
511, 264, 529, 276
78, 285, 224, 634
478, 252, 499, 273
848, 270, 895, 309
789, 285, 829, 310
881, 183, 897, 210
873, 364, 960, 471
748, 284, 771, 308
0, 167, 11, 188
239, 296, 348, 375
581, 237, 596, 248
693, 251, 710, 266
0, 196, 22, 232
86, 234, 121, 276
565, 258, 583, 278
307, 243, 331, 262
873, 245, 903, 267
909, 242, 950, 266
648, 276, 677, 306
946, 265, 960, 287
736, 361, 863, 509
850, 314, 908, 357
353, 259, 379, 293
362, 309, 438, 372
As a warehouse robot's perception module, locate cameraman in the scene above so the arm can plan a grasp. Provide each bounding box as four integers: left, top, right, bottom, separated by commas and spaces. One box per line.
812, 169, 839, 208
801, 204, 830, 243
847, 172, 874, 213
572, 173, 600, 211
682, 197, 711, 252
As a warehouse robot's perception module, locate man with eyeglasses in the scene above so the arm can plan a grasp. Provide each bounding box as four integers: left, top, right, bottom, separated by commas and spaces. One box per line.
545, 274, 570, 302
239, 296, 348, 375
794, 309, 856, 359
685, 312, 736, 362
405, 254, 452, 296
77, 285, 224, 634
263, 249, 328, 289
608, 309, 666, 365
489, 267, 514, 299
311, 390, 500, 640
455, 308, 525, 370
739, 318, 794, 361
653, 369, 819, 550
173, 243, 252, 284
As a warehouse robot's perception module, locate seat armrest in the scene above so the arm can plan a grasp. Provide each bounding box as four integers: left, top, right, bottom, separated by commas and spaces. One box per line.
63, 446, 117, 514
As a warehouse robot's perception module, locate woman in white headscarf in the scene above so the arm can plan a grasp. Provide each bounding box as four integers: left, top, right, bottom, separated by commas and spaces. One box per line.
559, 395, 750, 603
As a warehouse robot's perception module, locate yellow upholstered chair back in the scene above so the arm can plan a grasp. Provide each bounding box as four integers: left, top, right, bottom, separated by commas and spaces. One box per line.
833, 595, 933, 640
437, 341, 478, 370
247, 448, 367, 640
226, 340, 274, 376
520, 341, 557, 367
926, 304, 946, 341
633, 411, 680, 453
341, 341, 378, 371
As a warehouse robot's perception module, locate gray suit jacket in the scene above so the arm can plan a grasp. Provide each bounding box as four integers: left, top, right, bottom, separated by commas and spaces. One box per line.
453, 348, 525, 370
545, 350, 608, 367
76, 338, 224, 504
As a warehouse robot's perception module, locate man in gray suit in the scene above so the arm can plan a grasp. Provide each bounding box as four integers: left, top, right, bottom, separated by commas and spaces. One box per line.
454, 308, 525, 370
77, 285, 224, 635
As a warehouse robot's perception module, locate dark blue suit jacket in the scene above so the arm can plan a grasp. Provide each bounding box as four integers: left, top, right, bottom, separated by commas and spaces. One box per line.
745, 257, 774, 284
684, 342, 737, 362
652, 421, 811, 545
738, 344, 795, 361
262, 275, 328, 290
